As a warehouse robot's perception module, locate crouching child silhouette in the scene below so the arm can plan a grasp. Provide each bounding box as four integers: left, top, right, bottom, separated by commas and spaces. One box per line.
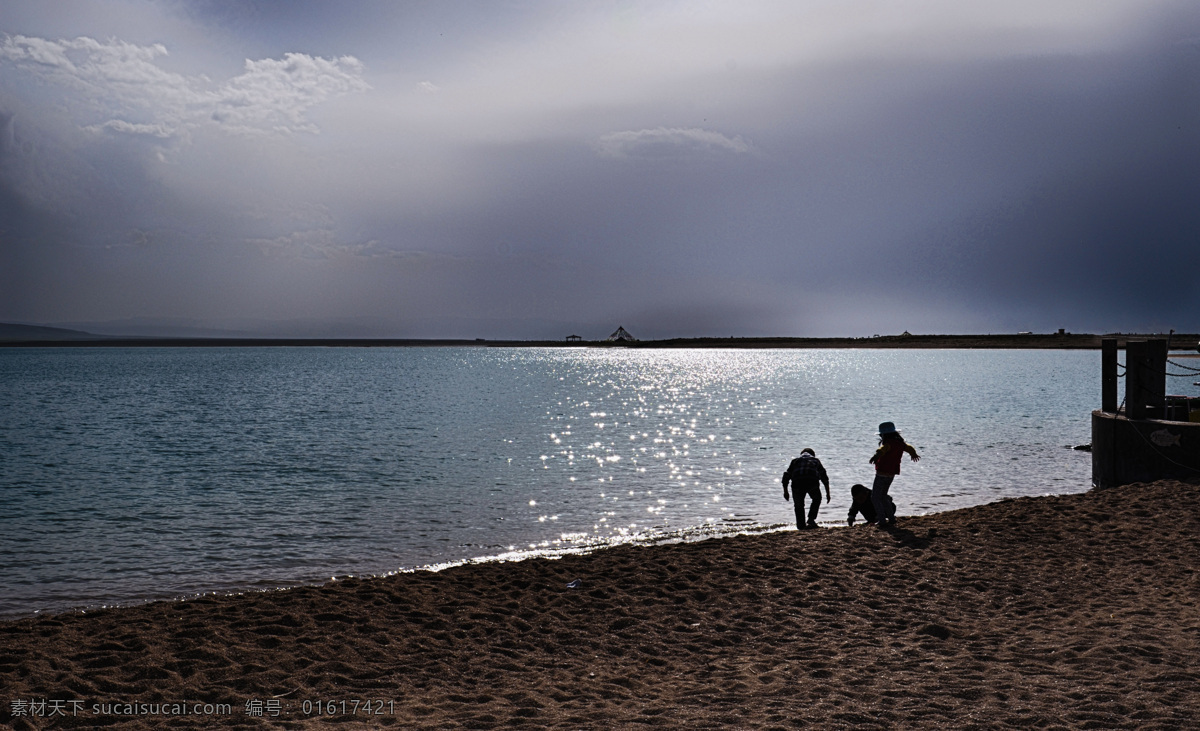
846, 483, 895, 526
782, 448, 830, 529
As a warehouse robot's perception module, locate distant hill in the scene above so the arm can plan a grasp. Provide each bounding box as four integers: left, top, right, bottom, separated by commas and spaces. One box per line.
3, 323, 1197, 349
0, 323, 103, 342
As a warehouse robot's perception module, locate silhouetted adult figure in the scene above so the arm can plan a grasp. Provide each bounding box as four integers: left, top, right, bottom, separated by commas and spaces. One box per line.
782, 448, 830, 529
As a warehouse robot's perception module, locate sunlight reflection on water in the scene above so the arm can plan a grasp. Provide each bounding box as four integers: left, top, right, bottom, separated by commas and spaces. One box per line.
0, 346, 1108, 617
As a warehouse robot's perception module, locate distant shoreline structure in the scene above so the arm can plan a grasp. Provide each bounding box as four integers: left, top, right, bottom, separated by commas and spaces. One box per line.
2, 323, 1196, 350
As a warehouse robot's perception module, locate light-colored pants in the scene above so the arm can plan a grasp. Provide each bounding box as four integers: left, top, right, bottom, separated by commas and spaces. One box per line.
872, 473, 896, 523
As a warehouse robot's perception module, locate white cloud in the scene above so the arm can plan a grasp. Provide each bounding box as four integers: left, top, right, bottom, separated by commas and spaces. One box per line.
0, 34, 169, 74
214, 53, 368, 134
90, 119, 175, 137
1, 34, 368, 138
596, 127, 751, 159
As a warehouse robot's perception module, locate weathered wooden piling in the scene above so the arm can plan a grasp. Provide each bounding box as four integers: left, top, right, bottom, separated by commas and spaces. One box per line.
1101, 338, 1118, 414
1092, 339, 1200, 487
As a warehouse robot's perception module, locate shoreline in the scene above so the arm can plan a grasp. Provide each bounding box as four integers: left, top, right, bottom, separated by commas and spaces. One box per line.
3, 479, 1198, 729
3, 331, 1198, 349
0, 470, 1096, 622
0, 520, 797, 623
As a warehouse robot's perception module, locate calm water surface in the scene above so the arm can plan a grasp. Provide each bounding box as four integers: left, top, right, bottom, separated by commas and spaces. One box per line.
0, 347, 1129, 618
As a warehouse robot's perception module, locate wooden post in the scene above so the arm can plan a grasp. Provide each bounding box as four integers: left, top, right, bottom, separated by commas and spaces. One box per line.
1126, 340, 1167, 420
1102, 339, 1118, 413
1147, 339, 1167, 420
1126, 340, 1147, 419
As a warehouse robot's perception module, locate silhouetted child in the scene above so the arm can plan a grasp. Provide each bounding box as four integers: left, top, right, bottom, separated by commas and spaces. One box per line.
847, 483, 894, 526
868, 421, 920, 528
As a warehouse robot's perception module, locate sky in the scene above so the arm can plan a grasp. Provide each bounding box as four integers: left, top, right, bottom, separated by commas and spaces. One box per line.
1, 0, 1198, 339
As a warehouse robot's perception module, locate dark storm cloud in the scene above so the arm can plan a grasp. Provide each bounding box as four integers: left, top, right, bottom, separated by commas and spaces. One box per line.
1, 1, 1198, 337
849, 41, 1200, 332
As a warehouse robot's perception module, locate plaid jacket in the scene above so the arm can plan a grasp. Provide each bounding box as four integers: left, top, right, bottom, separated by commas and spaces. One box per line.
783, 454, 828, 488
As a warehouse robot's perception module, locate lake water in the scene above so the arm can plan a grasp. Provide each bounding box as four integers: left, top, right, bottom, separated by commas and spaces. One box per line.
0, 346, 1145, 618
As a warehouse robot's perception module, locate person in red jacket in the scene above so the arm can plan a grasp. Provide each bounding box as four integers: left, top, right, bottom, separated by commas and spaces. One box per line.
868, 421, 920, 528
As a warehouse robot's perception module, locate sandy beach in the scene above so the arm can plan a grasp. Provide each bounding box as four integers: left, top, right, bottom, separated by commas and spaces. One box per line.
3, 479, 1198, 729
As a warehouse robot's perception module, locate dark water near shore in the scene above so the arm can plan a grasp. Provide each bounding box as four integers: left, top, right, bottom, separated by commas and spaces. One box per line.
1, 346, 1162, 619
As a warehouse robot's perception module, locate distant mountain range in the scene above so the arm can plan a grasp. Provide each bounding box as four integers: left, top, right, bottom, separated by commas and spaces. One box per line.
1, 316, 610, 341
0, 323, 106, 341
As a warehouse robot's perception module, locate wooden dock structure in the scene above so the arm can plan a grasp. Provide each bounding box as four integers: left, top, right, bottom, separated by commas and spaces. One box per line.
1092, 338, 1200, 487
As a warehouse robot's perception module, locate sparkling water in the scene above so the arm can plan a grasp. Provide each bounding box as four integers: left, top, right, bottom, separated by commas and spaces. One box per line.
0, 346, 1122, 618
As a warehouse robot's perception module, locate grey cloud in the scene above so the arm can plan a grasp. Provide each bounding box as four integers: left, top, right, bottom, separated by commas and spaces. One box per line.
2, 1, 1198, 338
596, 127, 752, 158
0, 111, 14, 157
247, 229, 409, 260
